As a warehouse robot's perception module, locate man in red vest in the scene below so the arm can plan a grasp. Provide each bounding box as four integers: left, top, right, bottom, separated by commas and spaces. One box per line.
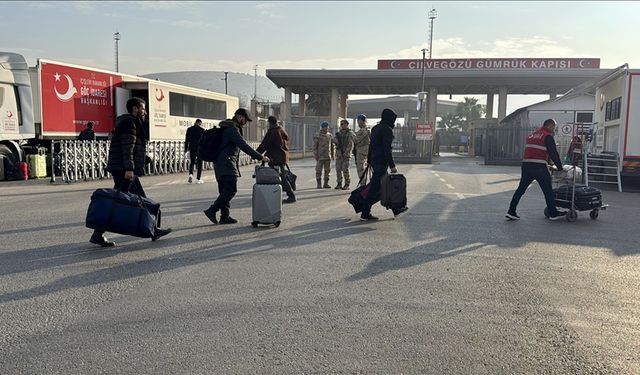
506, 119, 566, 221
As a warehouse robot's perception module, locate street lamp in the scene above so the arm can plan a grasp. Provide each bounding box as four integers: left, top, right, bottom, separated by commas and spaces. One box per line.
428, 8, 437, 59
253, 64, 259, 99
221, 71, 228, 95
114, 32, 121, 72
420, 48, 428, 93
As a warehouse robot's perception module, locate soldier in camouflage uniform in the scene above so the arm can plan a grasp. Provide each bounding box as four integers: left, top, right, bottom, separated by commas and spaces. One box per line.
313, 121, 335, 189
333, 119, 356, 190
353, 114, 371, 187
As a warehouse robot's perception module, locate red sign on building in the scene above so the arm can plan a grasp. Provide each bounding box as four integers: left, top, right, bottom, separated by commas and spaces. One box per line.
40, 62, 123, 134
378, 58, 600, 70
416, 122, 434, 141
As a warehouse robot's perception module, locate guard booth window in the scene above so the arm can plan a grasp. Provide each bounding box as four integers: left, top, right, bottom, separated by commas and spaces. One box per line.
169, 92, 227, 119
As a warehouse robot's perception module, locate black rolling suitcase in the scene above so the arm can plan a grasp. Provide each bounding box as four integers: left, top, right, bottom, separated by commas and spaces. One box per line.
380, 173, 407, 210
553, 184, 602, 210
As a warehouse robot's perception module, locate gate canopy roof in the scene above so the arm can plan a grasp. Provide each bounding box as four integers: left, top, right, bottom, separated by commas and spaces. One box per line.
266, 68, 608, 96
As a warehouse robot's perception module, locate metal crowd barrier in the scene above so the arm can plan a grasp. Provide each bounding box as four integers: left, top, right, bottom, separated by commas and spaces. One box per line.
52, 140, 261, 183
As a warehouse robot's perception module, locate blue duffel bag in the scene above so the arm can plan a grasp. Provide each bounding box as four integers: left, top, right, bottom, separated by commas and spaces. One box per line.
85, 188, 160, 238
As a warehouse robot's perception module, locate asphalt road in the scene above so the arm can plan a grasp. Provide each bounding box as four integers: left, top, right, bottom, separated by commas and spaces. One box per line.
0, 154, 638, 374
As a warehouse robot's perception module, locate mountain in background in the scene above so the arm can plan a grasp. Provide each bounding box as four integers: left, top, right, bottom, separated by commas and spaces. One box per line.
142, 71, 284, 108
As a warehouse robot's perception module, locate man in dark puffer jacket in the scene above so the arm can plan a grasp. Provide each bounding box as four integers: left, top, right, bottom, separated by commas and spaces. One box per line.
89, 97, 172, 247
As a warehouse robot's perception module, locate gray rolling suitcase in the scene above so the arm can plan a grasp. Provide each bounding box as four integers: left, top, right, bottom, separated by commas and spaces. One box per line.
251, 184, 282, 228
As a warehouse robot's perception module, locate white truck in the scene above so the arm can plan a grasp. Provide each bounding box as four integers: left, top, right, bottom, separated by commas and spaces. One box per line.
0, 52, 239, 180
591, 65, 640, 180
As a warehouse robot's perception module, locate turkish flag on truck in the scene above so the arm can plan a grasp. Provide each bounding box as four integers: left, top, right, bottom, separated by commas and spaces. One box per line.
40, 62, 123, 135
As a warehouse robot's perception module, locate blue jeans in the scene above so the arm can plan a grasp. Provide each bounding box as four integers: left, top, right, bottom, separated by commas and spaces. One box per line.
362, 163, 387, 216
508, 163, 559, 216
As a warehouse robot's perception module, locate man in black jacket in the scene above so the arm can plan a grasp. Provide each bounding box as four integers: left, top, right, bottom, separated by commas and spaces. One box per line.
203, 108, 270, 224
89, 97, 172, 247
360, 108, 407, 221
78, 122, 96, 141
185, 118, 205, 183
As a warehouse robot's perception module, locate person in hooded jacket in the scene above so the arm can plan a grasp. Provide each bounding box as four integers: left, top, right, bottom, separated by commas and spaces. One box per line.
203, 108, 270, 225
256, 116, 296, 203
89, 97, 172, 247
360, 108, 408, 221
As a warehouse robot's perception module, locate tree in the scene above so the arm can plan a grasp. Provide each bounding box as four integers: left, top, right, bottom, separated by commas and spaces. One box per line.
438, 113, 464, 130
456, 97, 485, 133
305, 94, 331, 116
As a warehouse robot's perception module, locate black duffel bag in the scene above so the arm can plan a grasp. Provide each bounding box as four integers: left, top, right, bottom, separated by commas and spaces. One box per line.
85, 184, 160, 238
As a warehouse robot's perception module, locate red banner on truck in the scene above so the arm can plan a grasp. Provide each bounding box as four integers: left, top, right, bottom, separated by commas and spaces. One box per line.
40, 62, 123, 134
378, 58, 601, 70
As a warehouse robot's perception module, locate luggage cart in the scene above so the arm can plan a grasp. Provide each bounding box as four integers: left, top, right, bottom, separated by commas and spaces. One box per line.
546, 165, 607, 222
545, 125, 608, 222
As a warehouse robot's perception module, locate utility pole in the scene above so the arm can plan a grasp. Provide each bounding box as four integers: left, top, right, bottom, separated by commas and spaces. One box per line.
428, 8, 437, 59
114, 31, 121, 72
253, 65, 259, 100
420, 48, 428, 93
221, 72, 228, 95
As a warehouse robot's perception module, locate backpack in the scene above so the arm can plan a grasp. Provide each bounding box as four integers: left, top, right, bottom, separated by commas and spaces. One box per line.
197, 127, 225, 162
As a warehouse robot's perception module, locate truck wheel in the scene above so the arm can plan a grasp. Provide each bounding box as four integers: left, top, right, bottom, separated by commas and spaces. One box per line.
0, 144, 18, 179
566, 210, 578, 222
251, 222, 258, 228
0, 144, 17, 164
590, 209, 599, 220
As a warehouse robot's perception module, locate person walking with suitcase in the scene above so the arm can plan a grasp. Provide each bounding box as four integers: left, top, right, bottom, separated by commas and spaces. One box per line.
333, 119, 356, 190
203, 108, 270, 225
256, 116, 296, 203
89, 97, 172, 247
360, 108, 408, 221
313, 121, 335, 189
185, 118, 205, 184
506, 118, 567, 221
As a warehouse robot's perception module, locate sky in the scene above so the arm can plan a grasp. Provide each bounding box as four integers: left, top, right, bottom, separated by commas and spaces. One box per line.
2, 1, 639, 115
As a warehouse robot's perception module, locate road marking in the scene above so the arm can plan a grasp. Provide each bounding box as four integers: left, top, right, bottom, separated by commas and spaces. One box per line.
446, 183, 455, 190
439, 178, 446, 182
455, 193, 465, 199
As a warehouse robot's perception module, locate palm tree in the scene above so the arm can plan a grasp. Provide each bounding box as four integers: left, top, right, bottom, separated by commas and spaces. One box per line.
439, 113, 464, 130
305, 94, 331, 116
456, 97, 485, 133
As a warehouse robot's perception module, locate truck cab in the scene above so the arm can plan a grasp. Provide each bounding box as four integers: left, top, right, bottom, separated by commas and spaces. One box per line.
0, 52, 35, 166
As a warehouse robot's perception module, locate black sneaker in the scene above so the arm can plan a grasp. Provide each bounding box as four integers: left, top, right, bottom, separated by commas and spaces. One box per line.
334, 184, 342, 190
219, 216, 238, 224
152, 228, 172, 241
360, 213, 379, 221
89, 232, 115, 247
203, 209, 218, 224
283, 196, 296, 204
505, 211, 520, 220
548, 212, 567, 221
393, 206, 408, 217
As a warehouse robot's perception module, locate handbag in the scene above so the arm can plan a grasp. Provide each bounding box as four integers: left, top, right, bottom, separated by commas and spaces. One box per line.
282, 164, 297, 191
348, 165, 377, 213
85, 180, 160, 238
